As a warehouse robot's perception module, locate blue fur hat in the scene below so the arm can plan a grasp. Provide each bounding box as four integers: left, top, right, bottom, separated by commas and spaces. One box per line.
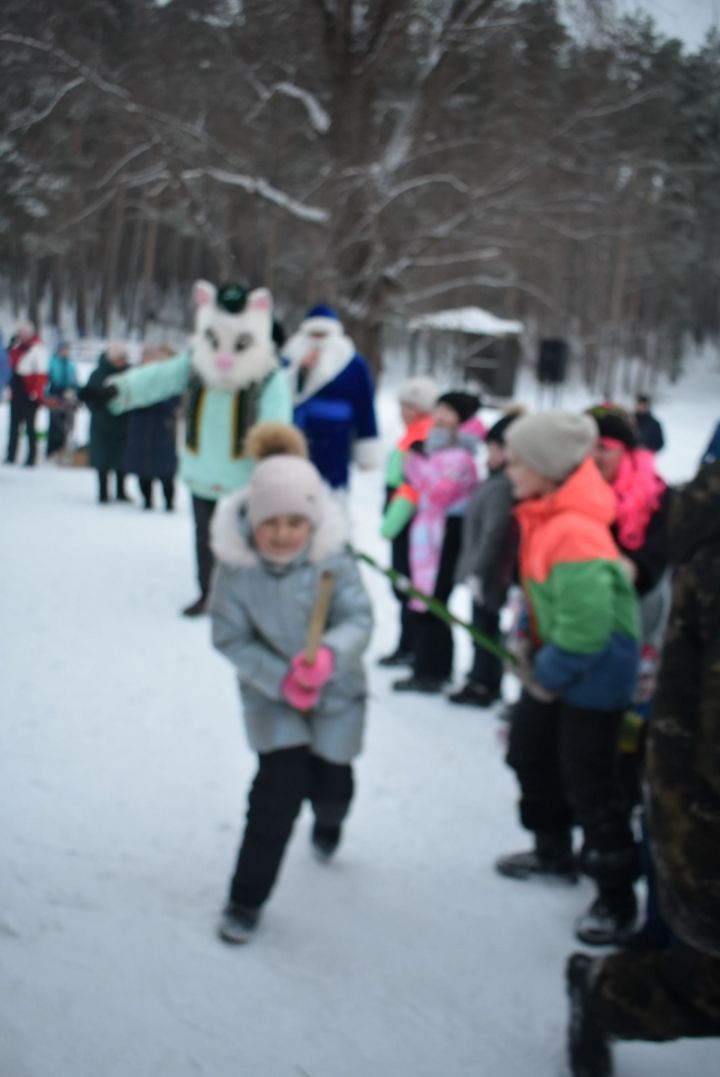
305, 304, 339, 321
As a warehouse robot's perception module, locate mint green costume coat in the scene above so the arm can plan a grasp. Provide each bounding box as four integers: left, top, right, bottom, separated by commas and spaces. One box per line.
108, 350, 291, 499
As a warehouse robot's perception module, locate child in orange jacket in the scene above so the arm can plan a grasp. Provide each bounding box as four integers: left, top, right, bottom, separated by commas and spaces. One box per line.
497, 411, 642, 948
378, 377, 438, 667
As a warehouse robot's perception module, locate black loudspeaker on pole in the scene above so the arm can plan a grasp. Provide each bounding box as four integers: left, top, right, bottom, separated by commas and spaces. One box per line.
538, 338, 568, 385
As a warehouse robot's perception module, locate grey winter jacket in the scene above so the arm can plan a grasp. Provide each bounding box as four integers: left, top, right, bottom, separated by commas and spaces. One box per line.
454, 468, 515, 612
208, 488, 372, 763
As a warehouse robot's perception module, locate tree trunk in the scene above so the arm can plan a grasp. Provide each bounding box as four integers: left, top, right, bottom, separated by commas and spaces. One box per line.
139, 217, 159, 333
50, 256, 63, 329
99, 192, 126, 337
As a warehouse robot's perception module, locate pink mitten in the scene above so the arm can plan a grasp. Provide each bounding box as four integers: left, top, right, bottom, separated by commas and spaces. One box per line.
290, 645, 335, 689
281, 671, 320, 711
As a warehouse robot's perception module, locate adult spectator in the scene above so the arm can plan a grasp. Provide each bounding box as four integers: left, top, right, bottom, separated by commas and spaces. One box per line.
634, 393, 665, 453
45, 340, 79, 459
84, 342, 132, 503
123, 345, 180, 511
4, 319, 48, 467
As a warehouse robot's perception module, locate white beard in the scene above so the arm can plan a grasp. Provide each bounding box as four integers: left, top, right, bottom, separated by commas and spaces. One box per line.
284, 330, 355, 403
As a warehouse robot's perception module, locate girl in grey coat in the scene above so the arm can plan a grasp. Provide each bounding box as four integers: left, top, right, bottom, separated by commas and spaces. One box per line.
208, 425, 373, 943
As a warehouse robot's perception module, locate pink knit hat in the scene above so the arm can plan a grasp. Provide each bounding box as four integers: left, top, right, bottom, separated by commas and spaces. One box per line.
247, 455, 325, 529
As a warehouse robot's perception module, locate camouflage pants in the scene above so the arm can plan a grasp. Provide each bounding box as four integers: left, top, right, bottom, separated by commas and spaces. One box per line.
597, 943, 720, 1041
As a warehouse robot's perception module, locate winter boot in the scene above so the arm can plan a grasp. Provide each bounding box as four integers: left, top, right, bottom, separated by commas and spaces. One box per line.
312, 821, 342, 862
574, 891, 637, 947
217, 902, 260, 944
378, 647, 414, 668
447, 681, 500, 707
182, 593, 209, 618
392, 674, 445, 694
115, 473, 131, 502
495, 831, 578, 883
566, 953, 613, 1077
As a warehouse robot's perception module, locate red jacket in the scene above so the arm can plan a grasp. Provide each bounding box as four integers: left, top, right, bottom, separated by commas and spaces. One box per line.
9, 335, 48, 402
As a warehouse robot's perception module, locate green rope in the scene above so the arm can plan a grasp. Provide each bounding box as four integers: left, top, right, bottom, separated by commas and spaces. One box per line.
349, 546, 516, 664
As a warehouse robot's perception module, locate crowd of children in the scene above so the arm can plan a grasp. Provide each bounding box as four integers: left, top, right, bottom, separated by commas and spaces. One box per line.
3, 304, 718, 1074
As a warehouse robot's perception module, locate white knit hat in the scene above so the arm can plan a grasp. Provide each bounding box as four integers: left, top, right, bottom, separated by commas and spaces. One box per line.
505, 411, 598, 481
247, 455, 325, 529
397, 376, 439, 414
106, 340, 128, 361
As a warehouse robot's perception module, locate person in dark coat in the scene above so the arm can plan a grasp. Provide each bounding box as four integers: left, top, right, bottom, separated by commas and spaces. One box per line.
82, 343, 131, 503
123, 345, 180, 510
449, 410, 522, 706
633, 394, 665, 453
565, 460, 720, 1076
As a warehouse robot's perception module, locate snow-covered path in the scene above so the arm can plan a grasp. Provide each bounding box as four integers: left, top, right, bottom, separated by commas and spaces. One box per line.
2, 361, 719, 1076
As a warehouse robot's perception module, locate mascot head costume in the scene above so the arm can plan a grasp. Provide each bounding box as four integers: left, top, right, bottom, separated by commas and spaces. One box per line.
192, 281, 277, 391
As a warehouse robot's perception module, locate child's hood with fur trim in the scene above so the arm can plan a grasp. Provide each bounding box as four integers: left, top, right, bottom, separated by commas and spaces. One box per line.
210, 485, 349, 569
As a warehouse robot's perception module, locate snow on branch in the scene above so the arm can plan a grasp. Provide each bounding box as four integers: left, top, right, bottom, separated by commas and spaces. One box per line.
400, 272, 558, 312
91, 143, 158, 190
6, 77, 85, 134
378, 172, 470, 212
274, 83, 331, 133
181, 168, 329, 223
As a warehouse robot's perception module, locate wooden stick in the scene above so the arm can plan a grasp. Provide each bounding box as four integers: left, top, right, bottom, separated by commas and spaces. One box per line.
304, 570, 336, 663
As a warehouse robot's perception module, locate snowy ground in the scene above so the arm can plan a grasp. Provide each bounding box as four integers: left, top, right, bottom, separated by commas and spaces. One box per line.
2, 355, 719, 1077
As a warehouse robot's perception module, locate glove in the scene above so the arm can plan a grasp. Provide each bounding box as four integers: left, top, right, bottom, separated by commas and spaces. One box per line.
290, 646, 335, 689
507, 633, 534, 666
281, 671, 320, 711
508, 655, 558, 704
78, 381, 118, 408
468, 576, 483, 604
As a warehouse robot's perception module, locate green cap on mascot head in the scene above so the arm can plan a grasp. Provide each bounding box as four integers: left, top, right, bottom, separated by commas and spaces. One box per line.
192, 279, 279, 392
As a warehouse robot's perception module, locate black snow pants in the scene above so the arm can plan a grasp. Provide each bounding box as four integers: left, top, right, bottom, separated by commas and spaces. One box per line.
506, 692, 639, 890
191, 494, 217, 597
411, 515, 462, 681
228, 745, 354, 909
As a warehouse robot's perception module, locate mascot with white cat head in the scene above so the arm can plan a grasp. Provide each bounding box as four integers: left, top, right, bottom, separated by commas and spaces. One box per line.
103, 281, 292, 615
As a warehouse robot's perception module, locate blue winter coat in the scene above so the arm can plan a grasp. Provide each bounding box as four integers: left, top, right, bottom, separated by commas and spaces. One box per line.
293, 354, 378, 488
46, 353, 79, 395
124, 397, 180, 479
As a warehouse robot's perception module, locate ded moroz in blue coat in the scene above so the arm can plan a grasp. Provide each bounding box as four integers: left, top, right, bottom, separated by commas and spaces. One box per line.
283, 306, 379, 489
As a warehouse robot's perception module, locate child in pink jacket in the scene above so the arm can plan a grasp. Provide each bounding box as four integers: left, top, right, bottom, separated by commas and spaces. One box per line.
392, 391, 480, 694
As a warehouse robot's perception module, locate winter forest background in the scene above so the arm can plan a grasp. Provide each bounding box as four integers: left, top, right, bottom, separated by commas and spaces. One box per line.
2, 0, 720, 393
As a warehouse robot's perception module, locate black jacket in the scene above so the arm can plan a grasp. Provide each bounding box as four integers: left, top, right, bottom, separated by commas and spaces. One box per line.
646, 462, 720, 956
